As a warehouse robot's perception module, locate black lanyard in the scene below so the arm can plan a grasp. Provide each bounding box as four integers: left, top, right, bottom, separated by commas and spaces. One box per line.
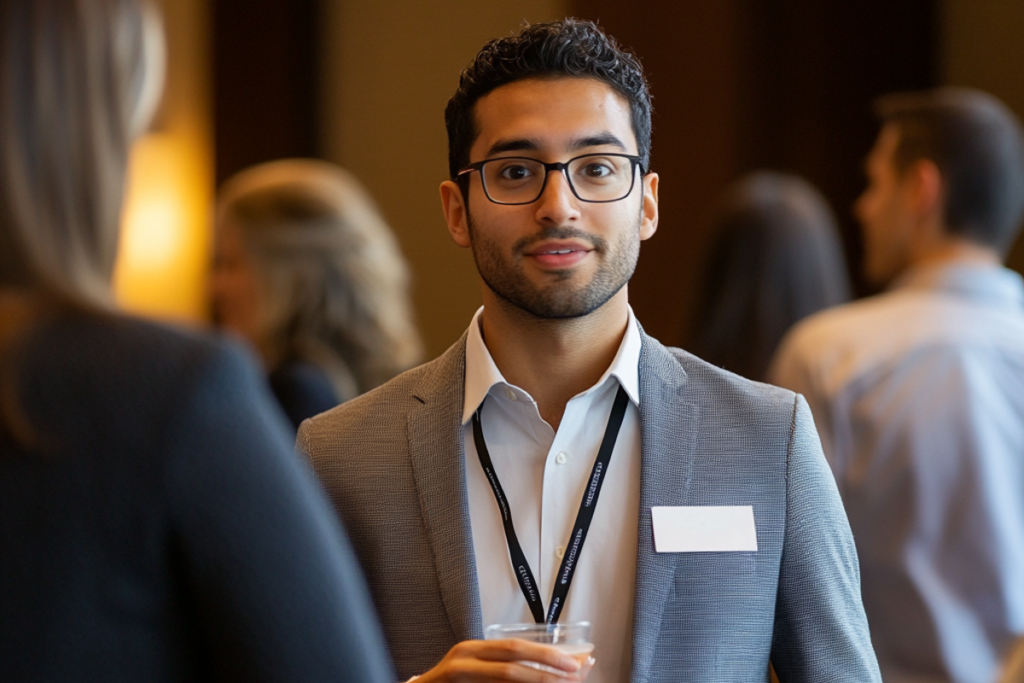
472, 385, 630, 624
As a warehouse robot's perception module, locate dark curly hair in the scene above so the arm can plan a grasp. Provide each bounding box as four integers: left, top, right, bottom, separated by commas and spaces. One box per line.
444, 18, 652, 185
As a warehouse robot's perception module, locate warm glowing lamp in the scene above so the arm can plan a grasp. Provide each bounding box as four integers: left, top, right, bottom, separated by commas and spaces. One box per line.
112, 0, 211, 325
113, 131, 211, 323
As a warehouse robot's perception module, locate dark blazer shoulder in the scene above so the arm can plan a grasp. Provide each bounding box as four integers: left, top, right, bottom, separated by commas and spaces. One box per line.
34, 312, 231, 365
23, 314, 262, 442
268, 359, 340, 430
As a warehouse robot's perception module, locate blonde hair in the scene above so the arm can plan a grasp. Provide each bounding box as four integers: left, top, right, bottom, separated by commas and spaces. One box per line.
0, 0, 161, 307
216, 159, 423, 399
0, 0, 163, 442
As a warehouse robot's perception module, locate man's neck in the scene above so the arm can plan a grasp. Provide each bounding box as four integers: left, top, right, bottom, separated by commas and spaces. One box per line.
479, 289, 630, 430
908, 237, 1001, 272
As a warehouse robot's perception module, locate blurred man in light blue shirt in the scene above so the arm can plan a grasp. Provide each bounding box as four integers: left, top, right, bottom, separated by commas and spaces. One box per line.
771, 88, 1024, 683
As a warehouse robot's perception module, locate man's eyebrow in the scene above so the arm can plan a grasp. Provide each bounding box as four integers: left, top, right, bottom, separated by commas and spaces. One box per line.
570, 133, 628, 151
484, 133, 629, 159
486, 138, 541, 157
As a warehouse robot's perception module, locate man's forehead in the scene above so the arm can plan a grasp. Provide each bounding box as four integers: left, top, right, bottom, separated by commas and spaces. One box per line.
468, 76, 636, 159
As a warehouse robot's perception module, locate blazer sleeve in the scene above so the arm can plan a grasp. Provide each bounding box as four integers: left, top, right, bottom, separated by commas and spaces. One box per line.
769, 394, 881, 682
768, 332, 841, 471
163, 341, 395, 683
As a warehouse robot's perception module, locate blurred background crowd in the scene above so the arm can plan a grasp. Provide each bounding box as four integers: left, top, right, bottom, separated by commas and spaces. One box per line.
4, 0, 1024, 681
125, 0, 1024, 357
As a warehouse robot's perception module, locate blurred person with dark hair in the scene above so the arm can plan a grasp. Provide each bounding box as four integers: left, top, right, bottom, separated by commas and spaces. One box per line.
771, 88, 1024, 683
212, 159, 422, 429
300, 18, 880, 683
0, 1, 393, 681
689, 171, 850, 381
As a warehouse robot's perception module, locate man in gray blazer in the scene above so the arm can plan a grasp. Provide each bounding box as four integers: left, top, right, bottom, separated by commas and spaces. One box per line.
300, 19, 880, 683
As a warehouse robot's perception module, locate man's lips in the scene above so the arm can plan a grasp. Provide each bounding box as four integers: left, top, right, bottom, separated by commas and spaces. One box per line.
524, 241, 593, 269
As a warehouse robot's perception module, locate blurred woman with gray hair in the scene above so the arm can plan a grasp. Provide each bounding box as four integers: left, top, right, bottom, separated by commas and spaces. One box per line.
212, 159, 422, 429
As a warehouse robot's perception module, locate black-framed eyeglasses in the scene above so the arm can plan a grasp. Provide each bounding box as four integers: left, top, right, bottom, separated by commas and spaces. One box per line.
456, 153, 644, 205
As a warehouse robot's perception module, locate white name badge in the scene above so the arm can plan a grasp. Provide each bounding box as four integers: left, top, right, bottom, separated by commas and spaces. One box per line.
652, 505, 758, 553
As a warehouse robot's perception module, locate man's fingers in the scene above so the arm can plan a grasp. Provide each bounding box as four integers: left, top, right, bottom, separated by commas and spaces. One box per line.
420, 639, 585, 683
461, 639, 581, 672
467, 659, 582, 683
566, 656, 595, 682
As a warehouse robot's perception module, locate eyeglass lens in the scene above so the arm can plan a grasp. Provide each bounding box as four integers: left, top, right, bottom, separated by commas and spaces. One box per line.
480, 154, 636, 204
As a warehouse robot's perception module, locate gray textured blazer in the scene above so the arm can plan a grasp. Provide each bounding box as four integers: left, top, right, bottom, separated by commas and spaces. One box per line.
299, 331, 881, 682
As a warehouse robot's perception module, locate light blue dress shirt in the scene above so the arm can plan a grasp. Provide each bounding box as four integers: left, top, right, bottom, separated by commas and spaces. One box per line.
770, 262, 1024, 683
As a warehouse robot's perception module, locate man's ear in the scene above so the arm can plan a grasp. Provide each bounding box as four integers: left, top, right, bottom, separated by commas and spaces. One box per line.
440, 180, 471, 248
908, 158, 943, 218
640, 172, 659, 241
902, 158, 947, 250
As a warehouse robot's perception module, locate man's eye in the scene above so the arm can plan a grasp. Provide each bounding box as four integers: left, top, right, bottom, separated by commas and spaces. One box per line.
581, 163, 613, 177
498, 165, 533, 181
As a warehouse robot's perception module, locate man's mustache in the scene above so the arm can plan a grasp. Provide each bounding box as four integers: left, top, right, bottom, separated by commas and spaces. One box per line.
513, 227, 607, 255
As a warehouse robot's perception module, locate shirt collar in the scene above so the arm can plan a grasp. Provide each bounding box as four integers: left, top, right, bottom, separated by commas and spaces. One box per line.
462, 306, 642, 425
891, 261, 1024, 310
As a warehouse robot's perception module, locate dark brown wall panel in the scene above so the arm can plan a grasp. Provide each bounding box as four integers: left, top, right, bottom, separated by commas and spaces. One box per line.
213, 0, 321, 185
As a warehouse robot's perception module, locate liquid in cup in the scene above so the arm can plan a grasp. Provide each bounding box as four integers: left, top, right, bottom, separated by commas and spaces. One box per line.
548, 642, 595, 664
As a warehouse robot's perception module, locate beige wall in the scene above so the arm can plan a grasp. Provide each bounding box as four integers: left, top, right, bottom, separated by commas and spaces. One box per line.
942, 0, 1024, 118
941, 0, 1024, 272
320, 1, 567, 358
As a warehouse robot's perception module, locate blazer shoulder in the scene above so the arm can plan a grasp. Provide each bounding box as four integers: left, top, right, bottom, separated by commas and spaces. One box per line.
653, 337, 798, 414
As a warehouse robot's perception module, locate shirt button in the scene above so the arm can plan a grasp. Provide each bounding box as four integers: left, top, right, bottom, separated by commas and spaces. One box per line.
505, 388, 517, 401
556, 546, 566, 559
555, 452, 568, 465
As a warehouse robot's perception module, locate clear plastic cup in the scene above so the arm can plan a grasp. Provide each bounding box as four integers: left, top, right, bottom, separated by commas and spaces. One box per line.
484, 622, 594, 675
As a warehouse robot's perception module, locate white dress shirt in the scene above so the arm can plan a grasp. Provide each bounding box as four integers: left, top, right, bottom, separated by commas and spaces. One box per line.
462, 306, 642, 683
770, 263, 1024, 683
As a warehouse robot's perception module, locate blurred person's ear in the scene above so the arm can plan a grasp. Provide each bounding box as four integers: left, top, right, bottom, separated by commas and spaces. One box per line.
906, 158, 943, 218
902, 158, 945, 246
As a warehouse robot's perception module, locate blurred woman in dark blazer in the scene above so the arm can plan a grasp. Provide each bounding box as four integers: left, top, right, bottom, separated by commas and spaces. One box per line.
0, 1, 393, 680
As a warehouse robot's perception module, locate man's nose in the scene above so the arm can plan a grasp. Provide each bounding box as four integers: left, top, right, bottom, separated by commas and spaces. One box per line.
534, 168, 582, 224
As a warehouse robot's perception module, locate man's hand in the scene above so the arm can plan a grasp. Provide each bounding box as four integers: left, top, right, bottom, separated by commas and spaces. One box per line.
415, 639, 593, 683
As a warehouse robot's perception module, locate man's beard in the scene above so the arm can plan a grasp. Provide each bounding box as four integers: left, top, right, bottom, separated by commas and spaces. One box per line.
467, 214, 641, 319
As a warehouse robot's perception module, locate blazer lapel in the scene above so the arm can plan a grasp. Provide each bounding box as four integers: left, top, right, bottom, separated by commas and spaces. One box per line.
631, 334, 699, 683
407, 334, 484, 642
